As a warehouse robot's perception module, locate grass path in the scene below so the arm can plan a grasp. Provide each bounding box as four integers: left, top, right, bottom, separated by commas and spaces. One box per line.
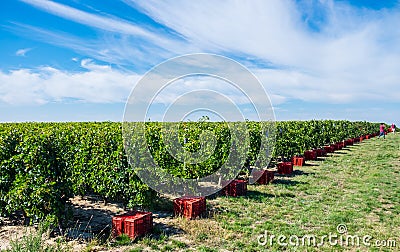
131, 133, 400, 252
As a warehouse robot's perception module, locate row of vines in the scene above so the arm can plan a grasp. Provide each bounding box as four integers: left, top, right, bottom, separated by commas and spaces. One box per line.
0, 120, 383, 223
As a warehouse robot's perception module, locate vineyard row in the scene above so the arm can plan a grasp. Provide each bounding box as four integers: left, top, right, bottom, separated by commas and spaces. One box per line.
0, 120, 384, 223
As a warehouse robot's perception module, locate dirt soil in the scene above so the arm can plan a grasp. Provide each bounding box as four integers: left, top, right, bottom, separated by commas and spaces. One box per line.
0, 195, 183, 251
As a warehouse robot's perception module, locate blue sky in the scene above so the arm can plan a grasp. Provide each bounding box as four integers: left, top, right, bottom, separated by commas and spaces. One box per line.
1, 0, 399, 124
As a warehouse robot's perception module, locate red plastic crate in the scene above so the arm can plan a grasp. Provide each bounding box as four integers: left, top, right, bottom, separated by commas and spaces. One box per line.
316, 148, 327, 157
112, 213, 135, 237
124, 212, 153, 239
291, 156, 298, 166
292, 156, 305, 166
335, 143, 343, 150
220, 180, 232, 195
230, 180, 247, 196
174, 196, 206, 219
312, 149, 318, 158
324, 146, 333, 153
277, 162, 293, 175
221, 180, 247, 197
304, 150, 317, 161
112, 211, 152, 238
266, 170, 274, 183
345, 139, 354, 146
253, 170, 267, 184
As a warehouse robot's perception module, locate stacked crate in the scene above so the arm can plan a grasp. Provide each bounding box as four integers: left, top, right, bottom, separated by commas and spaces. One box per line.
253, 170, 267, 184
324, 145, 334, 153
316, 148, 327, 157
277, 162, 293, 175
292, 156, 305, 166
335, 142, 343, 150
124, 212, 153, 239
173, 196, 206, 219
345, 139, 354, 146
221, 179, 247, 197
230, 179, 247, 196
112, 211, 153, 239
304, 150, 317, 161
266, 170, 275, 183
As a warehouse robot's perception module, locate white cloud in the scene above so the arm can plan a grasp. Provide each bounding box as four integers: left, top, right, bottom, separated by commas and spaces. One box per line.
6, 23, 184, 68
20, 0, 191, 55
130, 0, 400, 103
148, 76, 256, 106
80, 58, 110, 71
0, 60, 140, 105
253, 67, 400, 104
5, 0, 400, 122
21, 0, 161, 42
130, 0, 317, 66
15, 48, 32, 56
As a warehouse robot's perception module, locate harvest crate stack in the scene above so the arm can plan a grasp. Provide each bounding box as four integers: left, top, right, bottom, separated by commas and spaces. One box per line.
112, 211, 153, 239
335, 142, 343, 150
324, 145, 334, 153
253, 169, 274, 184
292, 156, 305, 166
316, 148, 327, 157
266, 170, 275, 183
221, 179, 247, 197
174, 196, 206, 219
345, 139, 354, 146
277, 162, 293, 175
253, 170, 267, 184
304, 150, 317, 161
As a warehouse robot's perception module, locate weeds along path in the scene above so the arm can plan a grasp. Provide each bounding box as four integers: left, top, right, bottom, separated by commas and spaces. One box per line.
190, 133, 400, 251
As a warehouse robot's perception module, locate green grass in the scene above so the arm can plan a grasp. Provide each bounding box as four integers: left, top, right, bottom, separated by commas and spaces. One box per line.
121, 133, 399, 251
113, 234, 132, 246
215, 133, 399, 251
